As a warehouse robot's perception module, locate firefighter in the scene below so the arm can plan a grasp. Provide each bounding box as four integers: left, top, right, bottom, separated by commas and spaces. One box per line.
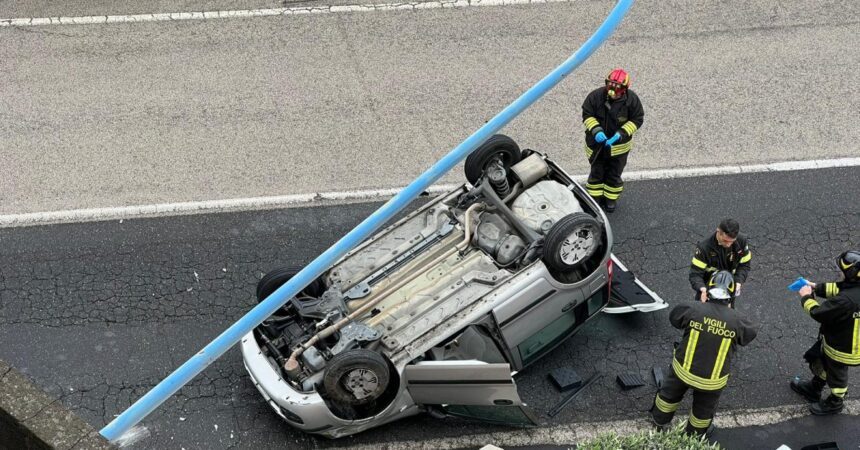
651, 271, 757, 437
581, 68, 644, 213
790, 250, 860, 415
689, 219, 752, 305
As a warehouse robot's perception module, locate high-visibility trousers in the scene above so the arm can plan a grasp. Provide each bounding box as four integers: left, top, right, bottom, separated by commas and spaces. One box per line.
584, 146, 628, 201
651, 367, 722, 436
804, 338, 852, 399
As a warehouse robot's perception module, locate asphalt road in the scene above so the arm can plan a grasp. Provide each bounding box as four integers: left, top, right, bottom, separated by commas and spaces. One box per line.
1, 166, 858, 449
717, 414, 860, 450
2, 0, 859, 214
505, 413, 860, 450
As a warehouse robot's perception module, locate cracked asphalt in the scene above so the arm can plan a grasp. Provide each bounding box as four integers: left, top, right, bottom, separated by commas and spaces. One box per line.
1, 166, 857, 449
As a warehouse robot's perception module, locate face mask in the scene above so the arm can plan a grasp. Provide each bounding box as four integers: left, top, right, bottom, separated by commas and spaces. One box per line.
606, 82, 626, 99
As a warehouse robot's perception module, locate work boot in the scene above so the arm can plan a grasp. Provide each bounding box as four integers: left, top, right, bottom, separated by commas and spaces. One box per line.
810, 395, 844, 415
683, 422, 714, 438
790, 376, 824, 403
703, 422, 716, 439
604, 198, 617, 213
649, 416, 671, 433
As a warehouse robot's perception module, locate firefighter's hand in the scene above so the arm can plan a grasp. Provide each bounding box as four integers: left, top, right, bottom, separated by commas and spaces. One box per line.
594, 131, 607, 144
735, 283, 742, 296
699, 287, 707, 302
799, 285, 813, 296
604, 132, 621, 147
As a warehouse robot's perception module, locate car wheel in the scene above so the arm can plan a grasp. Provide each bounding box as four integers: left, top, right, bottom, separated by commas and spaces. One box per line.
256, 267, 325, 306
542, 213, 603, 271
464, 134, 522, 185
323, 349, 390, 406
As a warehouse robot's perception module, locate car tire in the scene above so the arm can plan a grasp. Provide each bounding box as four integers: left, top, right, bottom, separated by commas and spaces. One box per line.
464, 134, 522, 185
542, 213, 603, 272
256, 267, 325, 305
323, 349, 390, 406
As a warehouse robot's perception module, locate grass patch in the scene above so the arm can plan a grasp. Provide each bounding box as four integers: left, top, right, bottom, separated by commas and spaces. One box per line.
577, 424, 722, 450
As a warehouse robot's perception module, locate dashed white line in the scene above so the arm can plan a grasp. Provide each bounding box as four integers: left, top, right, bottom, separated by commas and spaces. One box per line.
1, 157, 858, 228
0, 0, 571, 27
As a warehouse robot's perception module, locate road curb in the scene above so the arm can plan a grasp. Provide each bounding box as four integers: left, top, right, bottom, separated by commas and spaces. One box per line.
0, 359, 113, 450
2, 157, 858, 229
329, 400, 860, 450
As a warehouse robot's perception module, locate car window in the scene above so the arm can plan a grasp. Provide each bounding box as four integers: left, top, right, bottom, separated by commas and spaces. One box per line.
518, 286, 607, 366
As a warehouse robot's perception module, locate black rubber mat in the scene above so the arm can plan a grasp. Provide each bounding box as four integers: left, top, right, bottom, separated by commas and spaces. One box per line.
549, 366, 582, 392
616, 373, 646, 389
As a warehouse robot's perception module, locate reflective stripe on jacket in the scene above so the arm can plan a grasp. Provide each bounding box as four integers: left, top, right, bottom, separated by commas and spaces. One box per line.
669, 302, 757, 391
802, 282, 860, 366
581, 87, 644, 156
689, 233, 752, 292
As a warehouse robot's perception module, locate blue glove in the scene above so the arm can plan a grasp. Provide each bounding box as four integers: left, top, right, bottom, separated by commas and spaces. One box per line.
604, 132, 621, 147
594, 131, 607, 144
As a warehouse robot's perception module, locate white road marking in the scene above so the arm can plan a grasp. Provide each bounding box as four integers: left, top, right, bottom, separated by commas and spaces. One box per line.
621, 156, 860, 182
327, 400, 859, 450
0, 0, 572, 27
1, 157, 858, 228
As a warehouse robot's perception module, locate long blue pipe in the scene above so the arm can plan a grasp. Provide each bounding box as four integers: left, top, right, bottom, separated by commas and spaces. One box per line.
100, 0, 634, 441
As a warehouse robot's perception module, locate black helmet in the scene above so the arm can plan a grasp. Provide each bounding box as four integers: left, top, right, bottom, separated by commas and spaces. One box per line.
708, 270, 735, 300
837, 250, 860, 280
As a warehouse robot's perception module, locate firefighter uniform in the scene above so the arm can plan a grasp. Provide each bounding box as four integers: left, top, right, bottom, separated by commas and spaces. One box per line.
689, 233, 752, 300
581, 86, 644, 204
797, 280, 860, 407
651, 301, 757, 436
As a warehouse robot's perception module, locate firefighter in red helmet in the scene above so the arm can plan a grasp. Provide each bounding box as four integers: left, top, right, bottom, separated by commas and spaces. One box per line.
581, 68, 644, 213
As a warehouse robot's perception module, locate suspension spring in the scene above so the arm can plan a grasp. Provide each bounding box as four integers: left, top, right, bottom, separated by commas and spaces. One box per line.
488, 164, 511, 198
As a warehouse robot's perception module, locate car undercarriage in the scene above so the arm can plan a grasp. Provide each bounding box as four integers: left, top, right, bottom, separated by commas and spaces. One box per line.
243, 135, 623, 434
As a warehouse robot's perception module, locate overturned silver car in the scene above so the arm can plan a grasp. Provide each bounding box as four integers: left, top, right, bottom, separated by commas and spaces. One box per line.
240, 134, 664, 438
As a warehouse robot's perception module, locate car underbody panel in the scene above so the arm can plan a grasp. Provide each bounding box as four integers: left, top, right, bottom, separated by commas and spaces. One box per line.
357, 242, 512, 352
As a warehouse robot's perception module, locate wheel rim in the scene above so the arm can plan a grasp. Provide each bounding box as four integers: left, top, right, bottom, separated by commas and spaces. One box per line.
342, 368, 380, 401
559, 225, 596, 265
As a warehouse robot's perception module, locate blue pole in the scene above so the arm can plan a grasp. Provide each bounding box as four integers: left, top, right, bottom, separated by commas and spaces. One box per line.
100, 0, 634, 441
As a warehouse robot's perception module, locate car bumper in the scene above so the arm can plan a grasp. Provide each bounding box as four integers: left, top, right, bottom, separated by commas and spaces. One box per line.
240, 332, 345, 435
241, 331, 423, 438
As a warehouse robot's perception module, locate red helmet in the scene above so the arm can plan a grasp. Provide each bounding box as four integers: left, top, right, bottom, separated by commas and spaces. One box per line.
605, 68, 630, 99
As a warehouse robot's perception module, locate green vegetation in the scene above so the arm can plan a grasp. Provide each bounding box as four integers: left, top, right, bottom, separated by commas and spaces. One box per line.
576, 424, 722, 450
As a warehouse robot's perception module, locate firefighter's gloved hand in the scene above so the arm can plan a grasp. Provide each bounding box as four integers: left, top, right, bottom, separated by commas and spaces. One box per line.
594, 131, 607, 144
604, 132, 621, 147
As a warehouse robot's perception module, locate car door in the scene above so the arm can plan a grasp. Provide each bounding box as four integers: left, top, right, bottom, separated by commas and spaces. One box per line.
492, 268, 610, 369
403, 361, 538, 426
602, 254, 668, 314
403, 324, 538, 426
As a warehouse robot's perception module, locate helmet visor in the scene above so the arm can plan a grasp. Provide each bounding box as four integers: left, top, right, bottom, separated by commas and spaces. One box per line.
839, 251, 860, 268
708, 287, 732, 300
